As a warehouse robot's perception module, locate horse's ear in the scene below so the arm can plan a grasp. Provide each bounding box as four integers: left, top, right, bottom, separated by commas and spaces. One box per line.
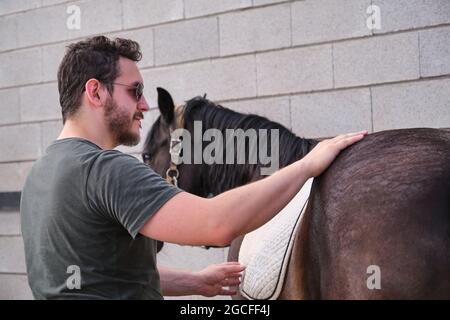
157, 87, 175, 124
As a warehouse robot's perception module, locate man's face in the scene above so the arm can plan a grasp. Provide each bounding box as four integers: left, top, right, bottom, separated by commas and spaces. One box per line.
104, 57, 149, 146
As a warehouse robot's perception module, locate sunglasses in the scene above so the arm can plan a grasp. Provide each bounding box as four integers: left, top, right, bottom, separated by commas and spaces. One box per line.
111, 82, 144, 101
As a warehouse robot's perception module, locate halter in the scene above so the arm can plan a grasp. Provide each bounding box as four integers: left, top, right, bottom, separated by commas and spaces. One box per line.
165, 105, 185, 187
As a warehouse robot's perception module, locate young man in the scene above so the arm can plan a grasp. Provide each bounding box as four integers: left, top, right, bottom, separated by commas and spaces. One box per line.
20, 36, 367, 299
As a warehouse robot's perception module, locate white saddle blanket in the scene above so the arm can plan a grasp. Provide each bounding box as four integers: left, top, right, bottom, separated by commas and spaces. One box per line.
238, 178, 313, 300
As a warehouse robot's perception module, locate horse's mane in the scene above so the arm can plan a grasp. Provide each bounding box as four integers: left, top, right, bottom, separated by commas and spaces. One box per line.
182, 96, 316, 195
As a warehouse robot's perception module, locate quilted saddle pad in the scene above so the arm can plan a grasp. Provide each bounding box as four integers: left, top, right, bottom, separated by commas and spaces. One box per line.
238, 178, 313, 300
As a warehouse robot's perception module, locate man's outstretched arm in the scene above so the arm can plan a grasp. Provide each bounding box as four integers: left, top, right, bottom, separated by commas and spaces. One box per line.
140, 131, 367, 246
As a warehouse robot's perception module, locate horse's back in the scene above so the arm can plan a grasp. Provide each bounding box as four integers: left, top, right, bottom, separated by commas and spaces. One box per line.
305, 128, 450, 299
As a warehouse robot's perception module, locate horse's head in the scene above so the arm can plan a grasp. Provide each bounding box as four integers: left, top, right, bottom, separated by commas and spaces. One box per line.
143, 88, 173, 179
143, 87, 205, 195
144, 87, 317, 199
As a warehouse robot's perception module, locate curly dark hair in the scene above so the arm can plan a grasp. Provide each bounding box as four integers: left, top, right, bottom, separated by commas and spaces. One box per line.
57, 36, 142, 123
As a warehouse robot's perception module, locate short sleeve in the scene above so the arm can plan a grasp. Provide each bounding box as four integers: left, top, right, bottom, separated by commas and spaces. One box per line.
86, 151, 182, 238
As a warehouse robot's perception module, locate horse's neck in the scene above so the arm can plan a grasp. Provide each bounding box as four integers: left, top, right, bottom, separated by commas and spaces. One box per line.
279, 135, 317, 167
186, 104, 318, 195
203, 134, 317, 196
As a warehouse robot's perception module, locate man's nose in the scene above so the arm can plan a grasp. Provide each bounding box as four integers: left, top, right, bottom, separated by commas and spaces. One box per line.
138, 95, 150, 111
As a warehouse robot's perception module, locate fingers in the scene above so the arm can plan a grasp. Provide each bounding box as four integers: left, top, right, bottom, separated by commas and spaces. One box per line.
219, 287, 238, 296
228, 272, 244, 277
317, 131, 367, 149
221, 277, 241, 287
346, 130, 368, 136
205, 262, 246, 297
328, 130, 367, 149
331, 130, 368, 142
335, 132, 366, 149
218, 263, 246, 274
221, 272, 243, 286
219, 277, 241, 296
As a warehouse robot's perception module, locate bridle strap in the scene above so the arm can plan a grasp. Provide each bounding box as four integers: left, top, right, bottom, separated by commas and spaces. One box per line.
166, 105, 185, 187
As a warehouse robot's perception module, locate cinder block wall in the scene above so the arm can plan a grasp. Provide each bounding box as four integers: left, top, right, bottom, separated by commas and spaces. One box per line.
1, 0, 449, 299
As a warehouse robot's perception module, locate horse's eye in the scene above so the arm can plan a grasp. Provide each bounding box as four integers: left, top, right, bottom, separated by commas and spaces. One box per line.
143, 153, 152, 164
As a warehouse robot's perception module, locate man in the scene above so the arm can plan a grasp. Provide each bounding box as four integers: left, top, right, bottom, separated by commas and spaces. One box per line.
20, 36, 367, 299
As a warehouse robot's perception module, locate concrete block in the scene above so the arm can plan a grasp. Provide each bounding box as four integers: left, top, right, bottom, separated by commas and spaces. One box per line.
142, 54, 257, 106
224, 96, 291, 129
123, 0, 183, 29
42, 42, 69, 82
41, 120, 63, 151
0, 212, 21, 236
220, 4, 291, 55
0, 0, 41, 16
256, 45, 333, 95
185, 0, 251, 18
420, 26, 450, 77
64, 0, 123, 41
155, 17, 219, 65
291, 88, 372, 138
334, 32, 420, 87
111, 28, 154, 69
42, 0, 73, 5
0, 236, 26, 273
16, 5, 67, 48
0, 162, 34, 192
373, 0, 450, 34
0, 88, 20, 125
253, 0, 287, 6
20, 83, 61, 122
42, 28, 153, 83
0, 274, 33, 300
17, 0, 122, 48
292, 0, 372, 46
0, 123, 41, 162
372, 79, 450, 131
0, 48, 42, 88
0, 15, 17, 52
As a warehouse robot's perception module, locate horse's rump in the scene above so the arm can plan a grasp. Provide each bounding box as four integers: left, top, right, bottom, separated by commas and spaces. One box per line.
304, 128, 450, 299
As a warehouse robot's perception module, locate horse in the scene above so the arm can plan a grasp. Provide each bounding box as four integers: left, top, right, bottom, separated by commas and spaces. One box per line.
143, 87, 450, 299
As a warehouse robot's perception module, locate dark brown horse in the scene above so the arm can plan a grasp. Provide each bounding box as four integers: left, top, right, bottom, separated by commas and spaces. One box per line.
144, 87, 450, 299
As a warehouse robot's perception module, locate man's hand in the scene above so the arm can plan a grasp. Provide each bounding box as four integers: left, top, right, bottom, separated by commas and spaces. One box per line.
302, 130, 368, 177
158, 262, 245, 297
193, 262, 245, 297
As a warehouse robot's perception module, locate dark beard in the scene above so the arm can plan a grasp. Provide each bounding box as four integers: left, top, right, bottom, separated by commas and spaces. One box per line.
104, 97, 140, 147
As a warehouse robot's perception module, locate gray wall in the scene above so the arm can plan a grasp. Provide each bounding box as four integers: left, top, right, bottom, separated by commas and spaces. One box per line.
1, 0, 449, 299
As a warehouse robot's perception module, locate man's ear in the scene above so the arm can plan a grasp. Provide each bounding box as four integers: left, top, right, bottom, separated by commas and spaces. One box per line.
157, 87, 175, 124
85, 79, 107, 107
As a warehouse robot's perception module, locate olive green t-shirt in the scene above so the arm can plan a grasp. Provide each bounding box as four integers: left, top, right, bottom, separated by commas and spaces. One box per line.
20, 138, 182, 299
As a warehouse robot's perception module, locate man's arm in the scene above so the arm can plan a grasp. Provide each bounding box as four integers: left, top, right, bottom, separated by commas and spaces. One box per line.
140, 131, 367, 246
158, 262, 245, 297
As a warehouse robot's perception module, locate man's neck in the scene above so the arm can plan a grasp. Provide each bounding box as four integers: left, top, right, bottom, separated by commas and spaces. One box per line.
58, 119, 116, 150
